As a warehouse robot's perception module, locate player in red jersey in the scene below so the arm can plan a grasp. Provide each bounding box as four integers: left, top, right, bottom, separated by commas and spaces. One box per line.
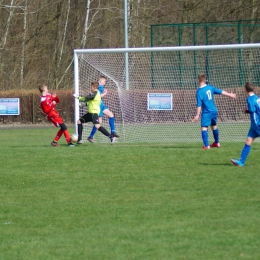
39, 85, 74, 147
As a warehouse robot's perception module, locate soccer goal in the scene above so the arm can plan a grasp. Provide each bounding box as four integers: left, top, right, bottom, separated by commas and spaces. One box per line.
74, 43, 260, 143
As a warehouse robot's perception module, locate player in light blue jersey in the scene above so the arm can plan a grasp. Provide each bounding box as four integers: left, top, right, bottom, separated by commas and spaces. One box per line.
231, 82, 260, 167
86, 76, 119, 143
193, 73, 236, 149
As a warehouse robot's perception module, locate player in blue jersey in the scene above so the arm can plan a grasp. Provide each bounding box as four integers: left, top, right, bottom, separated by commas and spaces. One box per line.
193, 73, 236, 149
231, 82, 260, 167
83, 76, 119, 143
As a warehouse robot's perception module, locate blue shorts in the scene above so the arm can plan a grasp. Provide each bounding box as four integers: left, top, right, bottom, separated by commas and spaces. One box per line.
99, 102, 108, 117
247, 127, 260, 139
201, 112, 217, 127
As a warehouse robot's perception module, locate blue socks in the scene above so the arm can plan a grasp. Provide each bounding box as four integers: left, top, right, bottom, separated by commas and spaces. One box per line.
89, 117, 116, 138
240, 144, 251, 164
213, 129, 219, 143
109, 117, 115, 134
89, 126, 97, 138
202, 130, 209, 147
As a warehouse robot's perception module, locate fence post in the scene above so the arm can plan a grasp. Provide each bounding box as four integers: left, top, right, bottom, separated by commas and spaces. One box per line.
32, 93, 35, 124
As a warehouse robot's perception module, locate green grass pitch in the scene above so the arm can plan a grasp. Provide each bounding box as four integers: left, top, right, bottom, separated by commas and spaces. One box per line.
1, 127, 260, 260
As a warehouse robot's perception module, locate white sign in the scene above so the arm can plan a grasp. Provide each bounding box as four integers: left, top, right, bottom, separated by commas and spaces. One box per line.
0, 98, 20, 115
147, 93, 172, 110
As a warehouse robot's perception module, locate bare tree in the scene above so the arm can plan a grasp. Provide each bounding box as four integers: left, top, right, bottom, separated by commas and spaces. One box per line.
0, 0, 15, 61
81, 0, 101, 48
1, 0, 260, 91
20, 0, 28, 88
51, 0, 71, 89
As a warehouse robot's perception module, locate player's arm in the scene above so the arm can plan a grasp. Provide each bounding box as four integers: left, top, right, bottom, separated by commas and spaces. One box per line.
221, 90, 236, 99
74, 91, 97, 102
244, 99, 254, 114
193, 91, 202, 122
52, 94, 60, 103
193, 106, 201, 122
243, 108, 251, 114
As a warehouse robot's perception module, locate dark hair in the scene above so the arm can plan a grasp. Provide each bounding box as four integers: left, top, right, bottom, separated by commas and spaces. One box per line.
99, 75, 107, 80
244, 82, 254, 93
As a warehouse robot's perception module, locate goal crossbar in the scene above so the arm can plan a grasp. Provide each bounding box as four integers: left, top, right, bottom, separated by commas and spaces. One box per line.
74, 43, 260, 54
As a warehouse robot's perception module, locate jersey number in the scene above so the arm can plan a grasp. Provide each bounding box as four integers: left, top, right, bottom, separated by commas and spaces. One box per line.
206, 90, 212, 100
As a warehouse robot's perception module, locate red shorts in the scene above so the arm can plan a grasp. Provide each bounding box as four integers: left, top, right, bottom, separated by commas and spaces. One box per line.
47, 110, 63, 127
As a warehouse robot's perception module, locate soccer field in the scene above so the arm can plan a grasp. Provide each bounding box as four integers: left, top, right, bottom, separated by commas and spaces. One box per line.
80, 121, 257, 143
1, 127, 260, 260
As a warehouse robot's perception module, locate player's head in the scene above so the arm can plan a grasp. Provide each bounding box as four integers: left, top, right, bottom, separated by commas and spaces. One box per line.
99, 76, 107, 86
91, 81, 99, 92
198, 74, 207, 84
244, 82, 254, 93
39, 85, 48, 93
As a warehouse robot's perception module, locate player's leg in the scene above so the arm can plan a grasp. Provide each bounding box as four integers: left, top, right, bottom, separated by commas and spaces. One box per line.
59, 123, 74, 146
53, 129, 63, 146
92, 114, 116, 143
240, 137, 253, 163
103, 108, 119, 137
210, 115, 220, 148
77, 113, 93, 143
201, 114, 210, 149
77, 119, 84, 143
201, 126, 210, 149
231, 128, 257, 167
77, 115, 87, 143
48, 113, 62, 146
88, 103, 105, 141
50, 112, 74, 146
231, 138, 253, 167
88, 116, 102, 143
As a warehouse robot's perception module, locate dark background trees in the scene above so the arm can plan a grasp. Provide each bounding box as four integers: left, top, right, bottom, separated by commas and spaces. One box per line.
0, 0, 259, 91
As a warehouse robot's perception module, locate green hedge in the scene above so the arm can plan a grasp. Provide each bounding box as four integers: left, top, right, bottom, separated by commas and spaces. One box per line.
0, 90, 74, 125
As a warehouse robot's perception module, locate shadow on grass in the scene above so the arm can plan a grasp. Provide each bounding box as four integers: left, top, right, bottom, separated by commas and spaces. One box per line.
149, 145, 198, 149
9, 144, 76, 148
197, 162, 234, 166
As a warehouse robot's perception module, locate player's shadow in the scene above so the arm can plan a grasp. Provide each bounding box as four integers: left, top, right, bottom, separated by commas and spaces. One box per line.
150, 145, 197, 149
10, 145, 41, 148
9, 144, 71, 148
197, 162, 232, 166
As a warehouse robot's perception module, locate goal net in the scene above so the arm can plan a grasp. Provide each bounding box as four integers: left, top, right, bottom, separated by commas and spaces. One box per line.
74, 43, 260, 143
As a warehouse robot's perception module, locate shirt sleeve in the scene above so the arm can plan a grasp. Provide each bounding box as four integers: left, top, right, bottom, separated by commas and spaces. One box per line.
52, 95, 59, 103
213, 87, 222, 95
79, 91, 97, 102
196, 90, 202, 107
98, 86, 104, 95
247, 98, 255, 113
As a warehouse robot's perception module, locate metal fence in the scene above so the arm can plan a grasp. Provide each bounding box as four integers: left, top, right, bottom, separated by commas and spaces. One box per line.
151, 20, 260, 46
150, 20, 260, 88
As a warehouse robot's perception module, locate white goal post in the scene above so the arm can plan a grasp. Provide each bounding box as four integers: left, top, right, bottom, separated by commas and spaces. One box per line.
74, 43, 260, 143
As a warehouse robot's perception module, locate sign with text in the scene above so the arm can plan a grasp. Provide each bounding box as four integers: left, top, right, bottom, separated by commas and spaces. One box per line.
147, 93, 172, 110
0, 98, 20, 115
